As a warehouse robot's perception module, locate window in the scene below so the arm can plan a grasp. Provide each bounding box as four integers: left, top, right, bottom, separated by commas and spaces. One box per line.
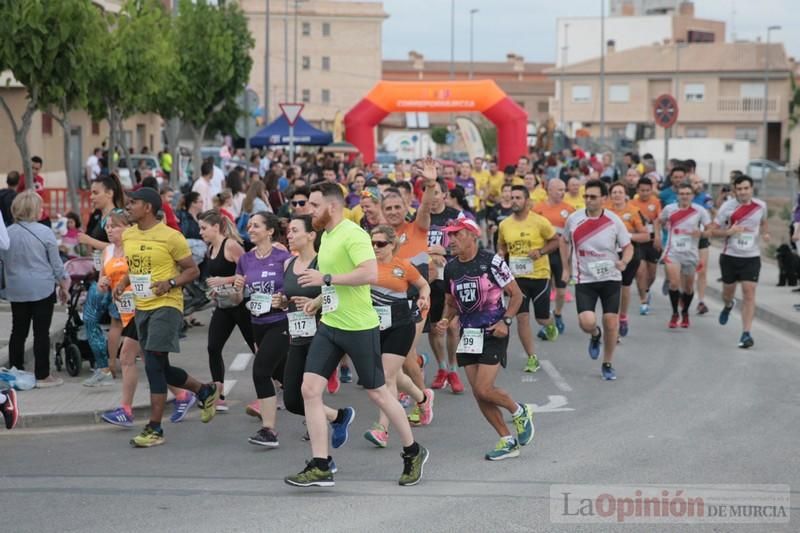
537, 101, 549, 113
302, 22, 310, 36
91, 121, 100, 136
302, 89, 310, 103
740, 83, 765, 98
609, 84, 630, 103
735, 127, 759, 144
322, 22, 331, 36
321, 89, 330, 104
684, 83, 705, 102
685, 127, 707, 138
571, 85, 592, 103
41, 112, 53, 135
322, 56, 330, 71
302, 56, 310, 70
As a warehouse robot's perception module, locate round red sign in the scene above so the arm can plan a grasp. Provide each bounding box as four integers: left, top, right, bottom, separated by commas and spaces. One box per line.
653, 94, 679, 129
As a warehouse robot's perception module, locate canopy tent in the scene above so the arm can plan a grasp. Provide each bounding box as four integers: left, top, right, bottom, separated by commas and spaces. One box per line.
249, 115, 333, 148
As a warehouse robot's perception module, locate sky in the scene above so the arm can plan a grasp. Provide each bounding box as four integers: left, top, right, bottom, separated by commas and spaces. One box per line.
378, 0, 800, 63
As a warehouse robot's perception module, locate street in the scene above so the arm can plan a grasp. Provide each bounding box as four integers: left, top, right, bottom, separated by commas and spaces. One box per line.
1, 288, 797, 533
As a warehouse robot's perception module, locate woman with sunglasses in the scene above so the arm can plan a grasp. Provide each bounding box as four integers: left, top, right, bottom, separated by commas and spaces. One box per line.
363, 225, 434, 448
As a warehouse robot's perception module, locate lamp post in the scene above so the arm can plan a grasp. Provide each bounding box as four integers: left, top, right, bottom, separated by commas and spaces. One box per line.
763, 25, 781, 161
284, 0, 288, 101
469, 8, 478, 80
264, 0, 270, 124
599, 0, 605, 146
560, 22, 569, 131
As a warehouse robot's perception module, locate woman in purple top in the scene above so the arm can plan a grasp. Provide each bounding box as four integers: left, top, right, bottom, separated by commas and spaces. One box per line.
233, 212, 291, 448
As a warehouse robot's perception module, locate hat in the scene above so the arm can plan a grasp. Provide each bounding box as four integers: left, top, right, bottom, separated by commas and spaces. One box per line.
128, 187, 162, 213
443, 218, 481, 236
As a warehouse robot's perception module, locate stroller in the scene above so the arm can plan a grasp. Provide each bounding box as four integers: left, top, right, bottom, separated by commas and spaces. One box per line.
54, 257, 106, 376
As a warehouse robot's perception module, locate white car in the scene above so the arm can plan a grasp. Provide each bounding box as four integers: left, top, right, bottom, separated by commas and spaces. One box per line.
116, 155, 164, 189
746, 159, 787, 182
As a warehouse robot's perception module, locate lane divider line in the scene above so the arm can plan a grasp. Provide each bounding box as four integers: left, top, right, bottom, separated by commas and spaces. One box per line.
229, 352, 254, 372
541, 360, 573, 392
223, 380, 237, 396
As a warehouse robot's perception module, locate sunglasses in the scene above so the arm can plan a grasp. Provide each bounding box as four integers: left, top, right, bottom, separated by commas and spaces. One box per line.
291, 200, 306, 207
583, 194, 601, 200
372, 240, 391, 248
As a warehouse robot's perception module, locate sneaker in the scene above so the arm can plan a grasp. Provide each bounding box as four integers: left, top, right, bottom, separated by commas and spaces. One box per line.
601, 363, 617, 381
738, 332, 754, 349
431, 368, 448, 390
82, 369, 113, 387
285, 462, 335, 488
330, 406, 355, 449
680, 312, 690, 328
485, 438, 521, 461
327, 370, 340, 394
339, 365, 353, 384
101, 407, 134, 428
35, 375, 64, 388
554, 314, 565, 334
130, 425, 164, 448
398, 392, 413, 408
364, 423, 389, 448
619, 317, 629, 337
543, 322, 559, 341
417, 352, 429, 368
199, 384, 219, 423
512, 404, 535, 446
639, 303, 650, 316
246, 400, 261, 418
408, 404, 421, 426
536, 328, 548, 341
668, 313, 679, 329
523, 355, 541, 373
719, 299, 736, 326
215, 398, 229, 413
1, 388, 19, 430
169, 392, 197, 423
588, 327, 602, 360
447, 371, 464, 394
398, 445, 429, 486
248, 427, 279, 448
306, 457, 338, 474
417, 389, 434, 425
697, 301, 709, 315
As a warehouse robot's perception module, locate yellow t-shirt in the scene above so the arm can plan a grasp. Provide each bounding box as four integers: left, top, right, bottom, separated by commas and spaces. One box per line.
122, 222, 191, 312
531, 186, 548, 205
472, 170, 491, 209
488, 175, 524, 206
497, 212, 556, 279
344, 205, 364, 225
564, 190, 586, 210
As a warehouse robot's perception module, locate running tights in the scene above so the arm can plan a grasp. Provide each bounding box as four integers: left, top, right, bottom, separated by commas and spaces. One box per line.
283, 343, 310, 415
252, 320, 289, 399
144, 351, 188, 394
207, 304, 255, 384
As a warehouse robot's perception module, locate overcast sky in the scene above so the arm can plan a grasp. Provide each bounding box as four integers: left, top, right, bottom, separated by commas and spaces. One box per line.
379, 0, 799, 63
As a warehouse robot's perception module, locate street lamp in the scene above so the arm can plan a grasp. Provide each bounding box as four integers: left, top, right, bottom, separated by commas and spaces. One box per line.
450, 0, 455, 80
264, 0, 270, 124
599, 0, 605, 145
763, 25, 781, 161
469, 8, 478, 79
559, 23, 569, 131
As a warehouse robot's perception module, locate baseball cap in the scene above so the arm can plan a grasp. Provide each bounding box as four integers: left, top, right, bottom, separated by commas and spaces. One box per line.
128, 187, 162, 213
443, 218, 481, 236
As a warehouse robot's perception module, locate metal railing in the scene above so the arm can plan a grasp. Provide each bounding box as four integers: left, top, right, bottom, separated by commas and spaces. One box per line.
716, 97, 778, 113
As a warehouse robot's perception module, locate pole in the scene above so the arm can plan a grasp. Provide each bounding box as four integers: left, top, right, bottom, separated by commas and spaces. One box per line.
449, 0, 455, 80
293, 0, 299, 102
284, 0, 288, 101
264, 0, 270, 124
289, 124, 295, 165
560, 23, 569, 131
599, 0, 606, 146
245, 89, 251, 164
469, 9, 478, 80
763, 28, 778, 161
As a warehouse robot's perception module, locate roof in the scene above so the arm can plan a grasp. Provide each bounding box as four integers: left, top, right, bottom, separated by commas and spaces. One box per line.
544, 42, 790, 76
383, 59, 554, 75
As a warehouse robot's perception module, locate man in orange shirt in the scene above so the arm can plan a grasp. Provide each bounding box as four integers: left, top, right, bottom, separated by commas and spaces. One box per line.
628, 177, 662, 315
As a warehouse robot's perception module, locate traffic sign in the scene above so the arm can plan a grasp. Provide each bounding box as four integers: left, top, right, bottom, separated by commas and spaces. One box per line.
236, 89, 259, 113
235, 116, 258, 139
279, 103, 304, 126
653, 94, 679, 129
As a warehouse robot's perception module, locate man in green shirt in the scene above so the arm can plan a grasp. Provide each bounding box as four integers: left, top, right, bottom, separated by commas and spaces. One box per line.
286, 182, 429, 488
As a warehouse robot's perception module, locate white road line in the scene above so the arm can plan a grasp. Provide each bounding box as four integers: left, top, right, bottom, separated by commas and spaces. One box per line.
540, 360, 573, 392
229, 352, 254, 372
223, 380, 237, 396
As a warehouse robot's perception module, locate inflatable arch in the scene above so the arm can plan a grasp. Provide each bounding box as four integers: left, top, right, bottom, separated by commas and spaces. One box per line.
344, 80, 528, 168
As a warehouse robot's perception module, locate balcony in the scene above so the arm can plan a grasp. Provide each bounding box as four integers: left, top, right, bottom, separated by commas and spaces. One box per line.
716, 97, 779, 113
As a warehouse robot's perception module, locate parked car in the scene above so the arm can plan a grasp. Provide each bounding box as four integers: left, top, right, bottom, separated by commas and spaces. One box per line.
746, 159, 787, 182
116, 155, 164, 189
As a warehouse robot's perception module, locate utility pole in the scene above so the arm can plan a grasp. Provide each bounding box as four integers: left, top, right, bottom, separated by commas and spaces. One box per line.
560, 22, 569, 131
599, 0, 606, 146
284, 0, 288, 101
763, 26, 781, 161
293, 0, 299, 102
469, 8, 478, 80
264, 0, 270, 124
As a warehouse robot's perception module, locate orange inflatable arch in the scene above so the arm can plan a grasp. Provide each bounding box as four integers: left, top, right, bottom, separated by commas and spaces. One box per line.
344, 80, 528, 168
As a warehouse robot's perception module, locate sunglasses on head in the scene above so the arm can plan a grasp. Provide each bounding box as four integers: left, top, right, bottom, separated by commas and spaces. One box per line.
371, 240, 391, 248
291, 200, 306, 207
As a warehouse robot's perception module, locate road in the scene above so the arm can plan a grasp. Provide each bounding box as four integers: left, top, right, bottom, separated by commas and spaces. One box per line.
1, 292, 798, 532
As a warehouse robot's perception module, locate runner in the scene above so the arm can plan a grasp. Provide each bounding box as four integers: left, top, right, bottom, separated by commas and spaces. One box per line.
486, 183, 514, 251
691, 174, 715, 315
709, 175, 770, 348
560, 179, 633, 380
629, 177, 662, 315
497, 185, 559, 373
435, 218, 534, 460
658, 182, 711, 329
564, 176, 586, 210
118, 187, 219, 447
364, 225, 434, 448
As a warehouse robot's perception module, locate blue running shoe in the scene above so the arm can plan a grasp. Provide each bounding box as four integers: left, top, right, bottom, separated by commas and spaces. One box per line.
554, 314, 565, 334
330, 406, 355, 449
719, 299, 736, 326
537, 327, 548, 341
737, 332, 754, 349
619, 317, 629, 338
339, 365, 353, 384
588, 327, 602, 360
601, 364, 616, 381
170, 393, 197, 423
101, 407, 134, 428
639, 303, 649, 316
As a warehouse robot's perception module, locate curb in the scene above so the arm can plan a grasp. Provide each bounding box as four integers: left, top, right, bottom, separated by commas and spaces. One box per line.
703, 284, 800, 341
15, 403, 155, 430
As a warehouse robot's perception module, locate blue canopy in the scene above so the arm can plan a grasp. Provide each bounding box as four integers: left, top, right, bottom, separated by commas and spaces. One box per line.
249, 115, 333, 147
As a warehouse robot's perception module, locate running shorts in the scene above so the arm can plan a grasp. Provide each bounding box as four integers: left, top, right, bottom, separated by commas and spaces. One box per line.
516, 278, 551, 320
620, 246, 641, 287
305, 323, 384, 389
121, 319, 138, 341
575, 281, 621, 315
548, 252, 567, 289
698, 237, 710, 249
639, 241, 661, 264
456, 333, 509, 368
380, 322, 415, 357
719, 254, 761, 284
135, 307, 183, 354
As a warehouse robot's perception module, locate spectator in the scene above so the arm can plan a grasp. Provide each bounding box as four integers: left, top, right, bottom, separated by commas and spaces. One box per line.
213, 191, 236, 222
59, 212, 82, 258
142, 178, 179, 231
192, 161, 214, 212
177, 191, 207, 266
85, 148, 102, 183
0, 171, 19, 224
264, 170, 286, 213
208, 157, 225, 196
242, 179, 270, 215
160, 147, 173, 181
17, 156, 45, 193
0, 191, 70, 387
226, 169, 246, 219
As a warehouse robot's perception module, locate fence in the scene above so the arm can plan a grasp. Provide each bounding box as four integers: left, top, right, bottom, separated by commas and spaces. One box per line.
41, 189, 93, 222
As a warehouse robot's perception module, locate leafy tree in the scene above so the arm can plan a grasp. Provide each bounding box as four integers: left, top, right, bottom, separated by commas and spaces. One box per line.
431, 126, 449, 145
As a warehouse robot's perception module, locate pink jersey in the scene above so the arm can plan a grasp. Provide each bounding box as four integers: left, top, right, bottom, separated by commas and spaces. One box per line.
715, 198, 766, 258
564, 209, 632, 284
659, 203, 711, 263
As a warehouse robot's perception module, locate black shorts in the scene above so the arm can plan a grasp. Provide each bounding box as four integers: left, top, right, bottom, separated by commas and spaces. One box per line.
121, 320, 138, 341
719, 254, 761, 284
698, 237, 710, 250
575, 281, 621, 315
516, 278, 551, 320
428, 279, 447, 323
456, 334, 509, 368
380, 322, 415, 357
305, 322, 384, 389
620, 247, 641, 287
548, 252, 567, 289
639, 242, 661, 264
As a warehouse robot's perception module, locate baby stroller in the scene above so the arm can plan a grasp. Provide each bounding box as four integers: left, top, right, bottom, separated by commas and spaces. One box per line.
54, 257, 104, 376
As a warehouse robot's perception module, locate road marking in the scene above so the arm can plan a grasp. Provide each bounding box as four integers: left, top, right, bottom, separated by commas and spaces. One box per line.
223, 380, 237, 396
229, 353, 254, 372
530, 395, 574, 413
540, 360, 573, 392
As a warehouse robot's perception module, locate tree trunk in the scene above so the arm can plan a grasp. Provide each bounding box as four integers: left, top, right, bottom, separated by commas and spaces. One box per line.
117, 121, 131, 173
163, 117, 181, 187
190, 122, 208, 184
54, 112, 80, 213
107, 104, 118, 174
0, 96, 36, 190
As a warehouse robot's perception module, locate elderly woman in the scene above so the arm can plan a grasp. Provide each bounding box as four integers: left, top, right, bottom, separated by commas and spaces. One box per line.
0, 191, 69, 387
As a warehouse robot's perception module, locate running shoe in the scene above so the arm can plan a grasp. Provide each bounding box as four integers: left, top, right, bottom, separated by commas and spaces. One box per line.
339, 365, 353, 384
447, 371, 464, 394
408, 405, 421, 425
485, 438, 520, 461
417, 352, 429, 368
668, 313, 680, 329
327, 370, 340, 394
417, 389, 434, 425
537, 328, 548, 341
554, 313, 565, 334
543, 323, 559, 342
1, 388, 19, 430
246, 400, 261, 418
248, 427, 279, 448
719, 299, 736, 326
523, 355, 541, 373
130, 425, 164, 448
285, 462, 335, 488
680, 312, 690, 328
101, 407, 134, 428
639, 303, 650, 316
588, 327, 602, 360
199, 384, 219, 424
738, 332, 754, 349
619, 317, 629, 337
398, 392, 413, 408
82, 369, 113, 387
215, 398, 229, 413
306, 457, 338, 474
398, 445, 429, 486
512, 404, 535, 446
697, 301, 709, 315
431, 368, 448, 390
364, 423, 388, 448
601, 363, 617, 381
330, 406, 355, 449
170, 392, 197, 423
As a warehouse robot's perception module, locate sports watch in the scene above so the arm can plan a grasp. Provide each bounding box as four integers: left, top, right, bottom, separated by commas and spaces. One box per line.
323, 274, 332, 286
168, 279, 177, 288
503, 317, 513, 326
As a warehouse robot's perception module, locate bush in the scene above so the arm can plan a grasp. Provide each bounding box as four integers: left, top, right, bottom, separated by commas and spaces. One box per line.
431, 126, 448, 145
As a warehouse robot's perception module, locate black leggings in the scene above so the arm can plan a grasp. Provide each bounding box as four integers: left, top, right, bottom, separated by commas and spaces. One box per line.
144, 351, 188, 394
9, 292, 55, 380
252, 320, 289, 399
283, 343, 311, 416
207, 304, 255, 384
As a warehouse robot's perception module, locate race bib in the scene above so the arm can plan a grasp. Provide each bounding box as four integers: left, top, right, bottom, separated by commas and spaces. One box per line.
248, 292, 272, 316
509, 256, 534, 276
466, 194, 477, 209
734, 233, 755, 250
645, 222, 654, 235
375, 306, 392, 331
92, 250, 103, 271
116, 291, 135, 314
130, 274, 152, 298
588, 260, 615, 278
457, 328, 484, 354
673, 234, 692, 252
321, 285, 338, 314
287, 311, 316, 337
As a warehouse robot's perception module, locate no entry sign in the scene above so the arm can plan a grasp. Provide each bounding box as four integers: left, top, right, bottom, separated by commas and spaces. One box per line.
653, 94, 678, 129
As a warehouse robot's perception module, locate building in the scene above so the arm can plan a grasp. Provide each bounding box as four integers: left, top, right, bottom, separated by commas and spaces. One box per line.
610, 0, 684, 16
546, 42, 792, 162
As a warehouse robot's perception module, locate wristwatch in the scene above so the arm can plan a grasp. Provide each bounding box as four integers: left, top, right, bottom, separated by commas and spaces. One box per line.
168, 279, 177, 288
503, 317, 513, 326
323, 274, 332, 286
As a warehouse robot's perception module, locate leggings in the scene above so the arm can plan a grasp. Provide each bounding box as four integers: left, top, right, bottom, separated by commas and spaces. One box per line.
207, 304, 255, 384
144, 351, 188, 394
9, 292, 56, 380
252, 320, 289, 399
83, 281, 111, 368
283, 343, 311, 415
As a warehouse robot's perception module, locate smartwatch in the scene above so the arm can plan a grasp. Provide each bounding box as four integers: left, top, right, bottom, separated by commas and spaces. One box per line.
503, 317, 513, 326
323, 274, 332, 286
168, 279, 177, 288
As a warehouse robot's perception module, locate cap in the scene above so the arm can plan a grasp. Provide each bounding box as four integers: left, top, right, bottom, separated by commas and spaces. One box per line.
443, 217, 481, 236
128, 187, 162, 213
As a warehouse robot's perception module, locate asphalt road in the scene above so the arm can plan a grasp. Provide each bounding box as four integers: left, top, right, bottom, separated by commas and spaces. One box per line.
1, 292, 798, 533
